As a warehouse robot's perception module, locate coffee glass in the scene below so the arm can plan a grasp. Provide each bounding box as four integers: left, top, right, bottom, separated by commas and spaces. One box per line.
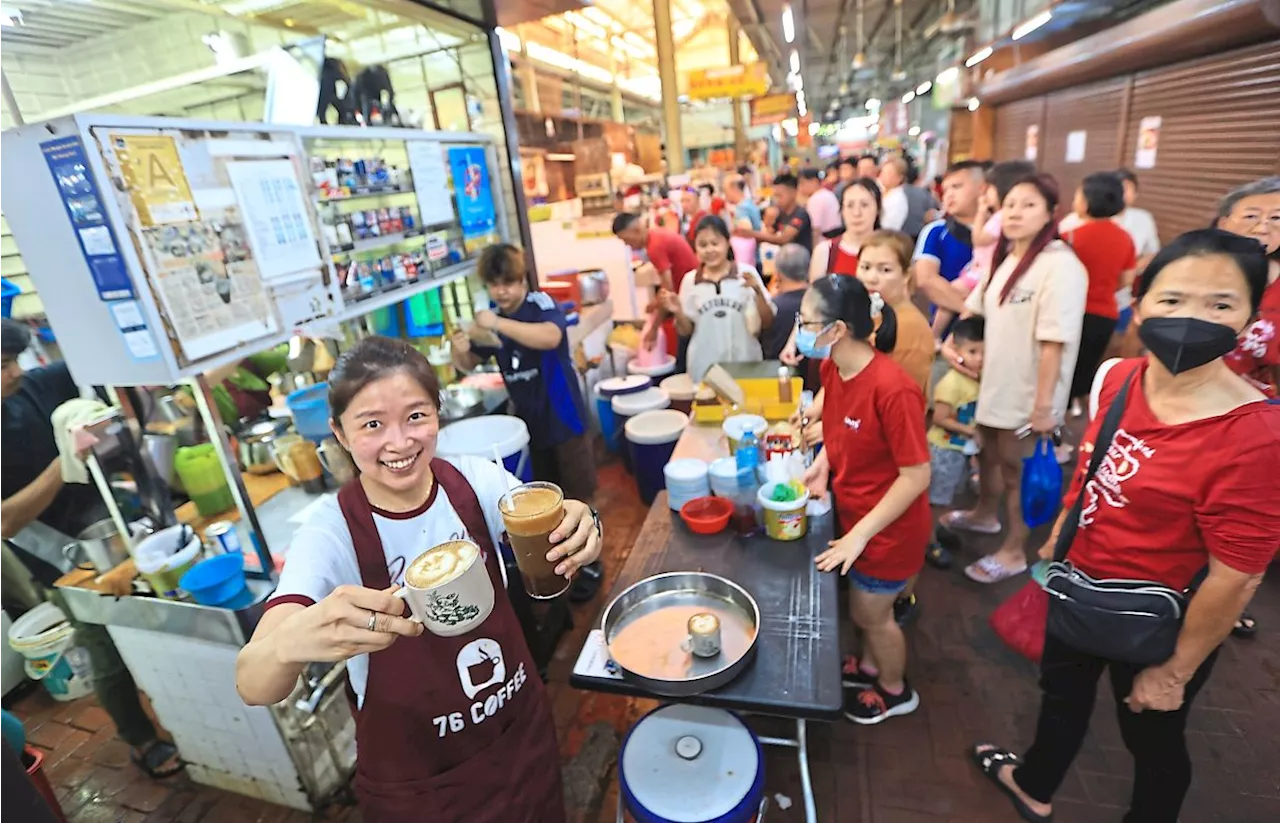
395, 539, 495, 636
498, 482, 571, 599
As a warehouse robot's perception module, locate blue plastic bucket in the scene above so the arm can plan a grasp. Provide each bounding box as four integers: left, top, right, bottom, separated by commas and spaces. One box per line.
620, 704, 765, 823
286, 383, 331, 442
596, 375, 652, 453
612, 387, 671, 474
625, 409, 688, 505
436, 415, 532, 482
180, 553, 248, 607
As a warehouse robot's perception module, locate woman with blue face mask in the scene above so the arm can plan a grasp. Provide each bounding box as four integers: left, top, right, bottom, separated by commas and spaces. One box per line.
799, 275, 934, 726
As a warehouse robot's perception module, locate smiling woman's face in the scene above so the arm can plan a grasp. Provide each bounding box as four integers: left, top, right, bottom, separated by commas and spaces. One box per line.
333, 371, 439, 496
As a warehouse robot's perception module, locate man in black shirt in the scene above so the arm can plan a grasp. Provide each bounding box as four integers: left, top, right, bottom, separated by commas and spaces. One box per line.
736, 172, 814, 255
760, 244, 811, 360
1, 319, 182, 779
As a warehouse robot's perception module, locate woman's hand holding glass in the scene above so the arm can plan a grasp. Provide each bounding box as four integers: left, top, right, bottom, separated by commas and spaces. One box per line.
547, 500, 602, 578
273, 585, 423, 664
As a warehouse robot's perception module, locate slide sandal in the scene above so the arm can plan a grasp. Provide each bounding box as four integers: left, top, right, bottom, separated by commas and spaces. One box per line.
964, 555, 1027, 584
1232, 611, 1257, 639
941, 510, 1002, 535
969, 744, 1052, 822
131, 740, 184, 779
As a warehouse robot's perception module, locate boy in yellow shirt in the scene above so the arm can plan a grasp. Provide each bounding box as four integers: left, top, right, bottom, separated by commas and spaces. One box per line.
926, 316, 984, 569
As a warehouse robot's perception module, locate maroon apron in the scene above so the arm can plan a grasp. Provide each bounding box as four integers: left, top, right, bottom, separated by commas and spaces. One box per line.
337, 458, 566, 823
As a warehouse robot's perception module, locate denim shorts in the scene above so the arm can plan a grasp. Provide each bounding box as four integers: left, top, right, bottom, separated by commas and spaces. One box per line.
847, 566, 910, 595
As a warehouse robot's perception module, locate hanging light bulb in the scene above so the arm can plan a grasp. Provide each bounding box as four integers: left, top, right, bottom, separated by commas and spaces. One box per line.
891, 0, 905, 82
790, 50, 800, 75
782, 4, 795, 44
967, 97, 981, 111
852, 0, 866, 69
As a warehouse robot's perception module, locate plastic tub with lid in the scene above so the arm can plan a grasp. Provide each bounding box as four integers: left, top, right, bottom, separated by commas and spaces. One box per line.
612, 387, 671, 473
624, 409, 688, 505
595, 375, 652, 453
437, 415, 533, 482
659, 373, 716, 414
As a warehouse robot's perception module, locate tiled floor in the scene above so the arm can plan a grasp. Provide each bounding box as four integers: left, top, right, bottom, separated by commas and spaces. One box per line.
9, 457, 1280, 822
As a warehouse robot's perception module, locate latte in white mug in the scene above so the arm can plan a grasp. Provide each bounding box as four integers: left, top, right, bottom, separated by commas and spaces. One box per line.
396, 540, 495, 637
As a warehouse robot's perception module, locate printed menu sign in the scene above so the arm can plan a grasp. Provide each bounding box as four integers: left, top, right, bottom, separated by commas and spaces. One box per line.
113, 135, 198, 226
406, 139, 456, 228
225, 159, 322, 281
1134, 116, 1161, 170
40, 136, 134, 300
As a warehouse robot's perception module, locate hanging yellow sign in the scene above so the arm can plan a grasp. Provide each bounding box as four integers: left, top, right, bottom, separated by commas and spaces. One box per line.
750, 93, 797, 126
685, 63, 770, 101
114, 134, 198, 227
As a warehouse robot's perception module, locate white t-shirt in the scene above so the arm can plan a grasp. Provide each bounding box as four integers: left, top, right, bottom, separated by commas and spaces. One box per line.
965, 240, 1087, 429
1116, 208, 1160, 258
271, 455, 517, 706
678, 264, 773, 381
881, 186, 909, 232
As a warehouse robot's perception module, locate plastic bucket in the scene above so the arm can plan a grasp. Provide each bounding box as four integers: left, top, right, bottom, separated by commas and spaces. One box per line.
628, 355, 677, 380
180, 553, 248, 607
625, 409, 688, 505
722, 414, 768, 456
7, 603, 94, 702
133, 526, 204, 600
613, 388, 672, 473
620, 704, 765, 823
757, 482, 810, 541
24, 746, 69, 823
596, 375, 652, 453
659, 374, 715, 415
437, 415, 533, 482
286, 383, 331, 442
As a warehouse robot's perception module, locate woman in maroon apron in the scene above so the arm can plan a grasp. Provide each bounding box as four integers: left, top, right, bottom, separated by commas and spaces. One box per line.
236, 338, 601, 823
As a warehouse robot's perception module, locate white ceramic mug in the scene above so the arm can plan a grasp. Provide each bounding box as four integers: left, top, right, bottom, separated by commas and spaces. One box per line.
394, 540, 495, 637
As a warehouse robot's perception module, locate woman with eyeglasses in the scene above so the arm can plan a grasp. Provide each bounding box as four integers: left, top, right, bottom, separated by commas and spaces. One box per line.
798, 275, 932, 725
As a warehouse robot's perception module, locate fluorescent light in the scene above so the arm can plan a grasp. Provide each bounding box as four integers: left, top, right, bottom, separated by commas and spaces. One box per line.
789, 50, 800, 74
495, 27, 521, 52
901, 91, 915, 104
915, 80, 932, 95
546, 153, 576, 161
772, 125, 783, 141
581, 7, 621, 32
796, 90, 806, 106
524, 41, 614, 85
865, 98, 880, 110
808, 122, 820, 136
908, 125, 921, 137
936, 67, 959, 84
968, 97, 980, 111
965, 46, 993, 67
787, 72, 803, 91
782, 4, 795, 43
563, 10, 608, 40
1, 11, 23, 27
1012, 10, 1052, 41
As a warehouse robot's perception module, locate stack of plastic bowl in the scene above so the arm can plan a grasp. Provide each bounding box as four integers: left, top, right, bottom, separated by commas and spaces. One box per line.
708, 457, 758, 504
663, 458, 711, 512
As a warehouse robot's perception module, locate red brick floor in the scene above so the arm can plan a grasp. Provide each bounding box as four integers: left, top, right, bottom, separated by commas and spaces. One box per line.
9, 458, 1280, 822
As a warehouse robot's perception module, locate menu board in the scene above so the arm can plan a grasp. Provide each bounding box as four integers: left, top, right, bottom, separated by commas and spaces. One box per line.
406, 139, 456, 228
225, 159, 323, 282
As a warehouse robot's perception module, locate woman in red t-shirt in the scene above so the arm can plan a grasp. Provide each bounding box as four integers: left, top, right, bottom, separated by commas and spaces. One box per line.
971, 229, 1280, 823
1061, 173, 1137, 406
797, 275, 932, 725
808, 178, 881, 281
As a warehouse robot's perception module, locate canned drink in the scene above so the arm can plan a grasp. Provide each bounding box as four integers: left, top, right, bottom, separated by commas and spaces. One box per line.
204, 522, 242, 555
685, 612, 722, 658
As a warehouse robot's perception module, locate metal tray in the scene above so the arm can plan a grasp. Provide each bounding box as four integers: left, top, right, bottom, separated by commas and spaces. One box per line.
601, 572, 760, 697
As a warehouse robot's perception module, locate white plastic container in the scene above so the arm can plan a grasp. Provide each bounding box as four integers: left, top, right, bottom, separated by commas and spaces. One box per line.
7, 603, 94, 701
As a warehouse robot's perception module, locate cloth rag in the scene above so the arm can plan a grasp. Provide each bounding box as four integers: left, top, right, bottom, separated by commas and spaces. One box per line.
50, 398, 110, 484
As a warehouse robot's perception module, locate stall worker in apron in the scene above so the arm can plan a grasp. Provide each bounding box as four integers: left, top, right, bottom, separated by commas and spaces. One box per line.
237, 336, 602, 822
796, 278, 932, 726
663, 216, 775, 382
451, 243, 602, 600
1, 319, 182, 779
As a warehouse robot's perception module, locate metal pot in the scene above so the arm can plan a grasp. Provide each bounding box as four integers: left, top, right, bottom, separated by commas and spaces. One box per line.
578, 269, 610, 305
142, 433, 182, 492
440, 384, 484, 421
64, 519, 150, 574
238, 419, 281, 475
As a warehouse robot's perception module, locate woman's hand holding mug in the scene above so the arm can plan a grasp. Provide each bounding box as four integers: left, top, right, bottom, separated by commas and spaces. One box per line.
273, 584, 422, 664
547, 500, 602, 578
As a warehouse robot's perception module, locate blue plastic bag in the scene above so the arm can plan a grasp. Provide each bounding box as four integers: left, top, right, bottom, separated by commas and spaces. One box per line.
1021, 437, 1063, 528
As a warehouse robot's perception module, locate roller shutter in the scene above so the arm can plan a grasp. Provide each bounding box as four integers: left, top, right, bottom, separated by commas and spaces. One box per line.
1039, 78, 1128, 211
993, 96, 1045, 165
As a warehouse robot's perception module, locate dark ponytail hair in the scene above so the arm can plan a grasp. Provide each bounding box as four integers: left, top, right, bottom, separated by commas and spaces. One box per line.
992, 173, 1061, 304
812, 274, 898, 353
328, 336, 441, 428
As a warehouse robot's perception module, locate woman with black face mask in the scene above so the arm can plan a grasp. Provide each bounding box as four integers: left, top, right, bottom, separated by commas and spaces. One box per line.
970, 229, 1280, 823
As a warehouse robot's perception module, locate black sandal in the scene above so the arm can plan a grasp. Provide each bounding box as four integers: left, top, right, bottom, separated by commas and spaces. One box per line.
131, 740, 184, 779
1231, 611, 1257, 639
969, 744, 1052, 822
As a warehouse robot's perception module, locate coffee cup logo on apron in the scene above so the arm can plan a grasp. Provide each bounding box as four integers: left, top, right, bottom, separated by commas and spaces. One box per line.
457, 638, 506, 698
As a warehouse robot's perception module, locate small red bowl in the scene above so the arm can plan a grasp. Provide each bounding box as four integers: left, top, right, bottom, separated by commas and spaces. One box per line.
679, 496, 734, 535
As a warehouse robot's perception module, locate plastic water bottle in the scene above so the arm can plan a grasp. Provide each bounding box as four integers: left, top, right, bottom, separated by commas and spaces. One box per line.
736, 430, 760, 475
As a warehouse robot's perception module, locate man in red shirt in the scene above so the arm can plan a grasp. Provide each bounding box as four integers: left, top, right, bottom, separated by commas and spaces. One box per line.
1216, 176, 1280, 396
1061, 172, 1137, 407
613, 212, 699, 357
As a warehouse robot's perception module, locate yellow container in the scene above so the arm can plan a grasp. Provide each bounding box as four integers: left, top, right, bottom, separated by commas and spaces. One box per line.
692, 377, 803, 424
757, 482, 810, 541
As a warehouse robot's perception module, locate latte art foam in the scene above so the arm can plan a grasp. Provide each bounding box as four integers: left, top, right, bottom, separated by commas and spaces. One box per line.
406, 540, 479, 589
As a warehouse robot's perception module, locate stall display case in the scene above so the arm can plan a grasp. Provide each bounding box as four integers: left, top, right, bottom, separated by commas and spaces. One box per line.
0, 115, 513, 811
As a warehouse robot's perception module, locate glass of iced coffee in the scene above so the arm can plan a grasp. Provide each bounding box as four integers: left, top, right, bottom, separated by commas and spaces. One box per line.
498, 481, 571, 599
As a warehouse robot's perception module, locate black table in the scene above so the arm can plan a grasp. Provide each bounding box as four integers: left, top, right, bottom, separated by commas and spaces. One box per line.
570, 491, 842, 823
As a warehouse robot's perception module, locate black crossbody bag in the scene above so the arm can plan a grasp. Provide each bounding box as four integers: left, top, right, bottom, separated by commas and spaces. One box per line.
1043, 371, 1204, 666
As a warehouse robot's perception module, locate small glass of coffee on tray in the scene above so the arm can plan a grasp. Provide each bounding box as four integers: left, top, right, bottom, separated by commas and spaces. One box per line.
499, 482, 571, 599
